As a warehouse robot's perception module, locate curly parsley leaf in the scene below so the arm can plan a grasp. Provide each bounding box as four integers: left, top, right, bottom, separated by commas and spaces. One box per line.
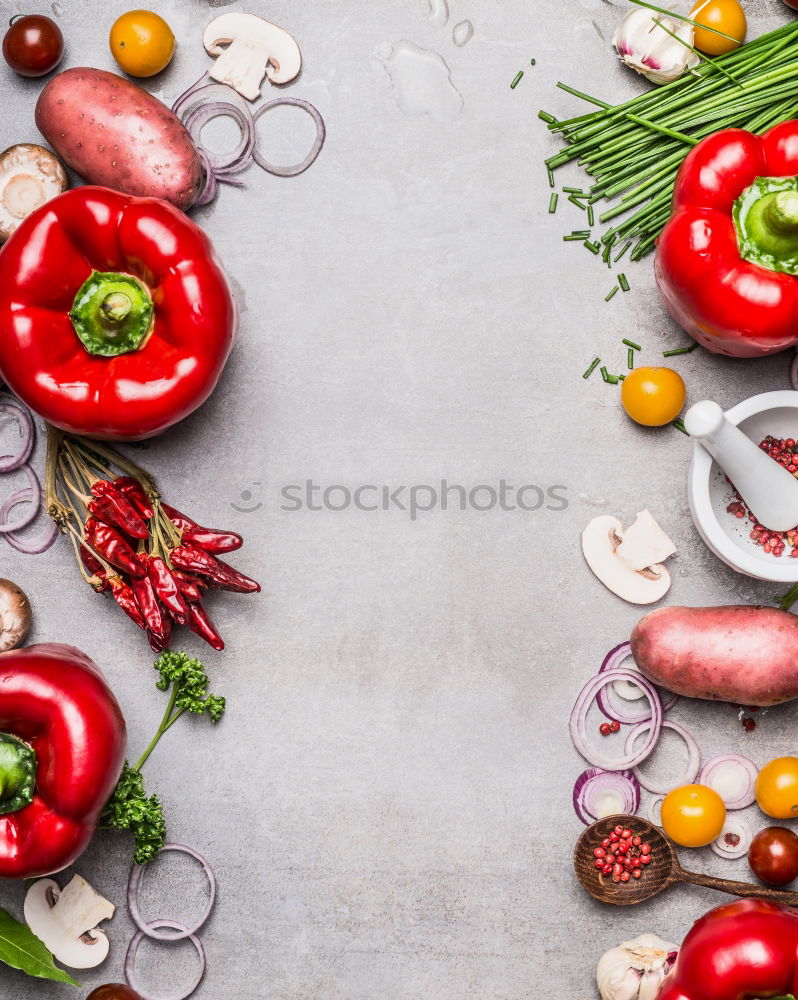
100, 763, 166, 865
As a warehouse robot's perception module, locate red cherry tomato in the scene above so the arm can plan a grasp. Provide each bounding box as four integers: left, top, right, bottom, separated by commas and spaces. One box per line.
748, 826, 798, 887
2, 15, 63, 77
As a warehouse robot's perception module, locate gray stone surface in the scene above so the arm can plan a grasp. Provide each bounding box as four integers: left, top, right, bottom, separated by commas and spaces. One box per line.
1, 0, 797, 997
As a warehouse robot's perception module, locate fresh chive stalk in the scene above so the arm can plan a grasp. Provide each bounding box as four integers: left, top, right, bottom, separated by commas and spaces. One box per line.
618, 273, 630, 292
627, 347, 634, 368
511, 71, 524, 89
622, 338, 641, 350
583, 357, 601, 379
605, 285, 619, 302
549, 193, 558, 214
663, 343, 699, 356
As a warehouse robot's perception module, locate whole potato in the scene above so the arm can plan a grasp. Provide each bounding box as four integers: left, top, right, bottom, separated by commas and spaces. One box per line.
631, 605, 798, 707
35, 67, 202, 210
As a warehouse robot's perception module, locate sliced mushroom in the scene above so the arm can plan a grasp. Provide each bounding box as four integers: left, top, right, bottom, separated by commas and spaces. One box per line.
0, 579, 31, 652
203, 13, 302, 101
24, 875, 115, 970
0, 144, 67, 242
582, 511, 675, 605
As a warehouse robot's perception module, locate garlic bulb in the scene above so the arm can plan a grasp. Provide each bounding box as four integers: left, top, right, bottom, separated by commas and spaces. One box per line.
597, 933, 679, 1000
613, 8, 700, 85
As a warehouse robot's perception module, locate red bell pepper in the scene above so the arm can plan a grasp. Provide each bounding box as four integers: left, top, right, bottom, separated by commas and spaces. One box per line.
657, 898, 798, 1000
0, 643, 126, 878
656, 123, 798, 358
0, 186, 236, 439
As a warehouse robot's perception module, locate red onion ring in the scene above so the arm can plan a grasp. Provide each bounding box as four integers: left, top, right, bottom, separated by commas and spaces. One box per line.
572, 767, 640, 825
570, 669, 663, 771
0, 465, 41, 533
0, 485, 58, 554
125, 919, 205, 1000
699, 754, 758, 810
711, 816, 751, 860
0, 395, 33, 472
253, 97, 326, 178
597, 641, 678, 723
128, 843, 216, 942
625, 719, 701, 794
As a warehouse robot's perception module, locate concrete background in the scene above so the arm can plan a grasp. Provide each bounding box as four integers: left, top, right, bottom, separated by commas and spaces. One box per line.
1, 0, 798, 996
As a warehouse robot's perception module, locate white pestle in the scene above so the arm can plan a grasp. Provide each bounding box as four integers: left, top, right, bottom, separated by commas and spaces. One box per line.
684, 400, 798, 532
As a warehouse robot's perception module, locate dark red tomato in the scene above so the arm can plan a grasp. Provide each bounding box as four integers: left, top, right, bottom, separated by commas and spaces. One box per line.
784, 0, 798, 9
87, 987, 142, 1000
749, 826, 798, 887
2, 15, 63, 77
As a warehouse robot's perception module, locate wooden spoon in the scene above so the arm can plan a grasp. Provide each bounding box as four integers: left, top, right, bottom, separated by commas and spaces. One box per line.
574, 815, 798, 907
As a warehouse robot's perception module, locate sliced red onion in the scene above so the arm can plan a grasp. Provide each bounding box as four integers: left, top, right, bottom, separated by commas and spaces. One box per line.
125, 918, 206, 1000
699, 754, 758, 810
597, 641, 678, 723
573, 767, 640, 825
625, 719, 700, 794
128, 843, 216, 942
0, 395, 34, 472
0, 466, 41, 533
570, 668, 663, 771
0, 485, 58, 553
649, 794, 665, 826
711, 815, 752, 860
253, 98, 326, 178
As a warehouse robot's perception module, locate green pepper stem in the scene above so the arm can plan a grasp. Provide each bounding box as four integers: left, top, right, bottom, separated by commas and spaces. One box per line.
0, 733, 36, 816
100, 292, 132, 324
765, 191, 798, 235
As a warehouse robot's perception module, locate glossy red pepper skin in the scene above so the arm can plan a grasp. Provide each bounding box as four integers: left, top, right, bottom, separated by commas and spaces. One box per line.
113, 477, 154, 520
107, 576, 145, 630
130, 555, 169, 647
0, 186, 236, 439
89, 481, 149, 539
656, 123, 798, 357
162, 504, 243, 554
85, 517, 145, 579
170, 544, 260, 593
187, 602, 224, 651
0, 644, 126, 878
657, 899, 798, 1000
146, 556, 188, 625
172, 570, 207, 603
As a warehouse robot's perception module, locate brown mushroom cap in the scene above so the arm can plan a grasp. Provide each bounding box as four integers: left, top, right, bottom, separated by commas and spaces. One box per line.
0, 579, 32, 652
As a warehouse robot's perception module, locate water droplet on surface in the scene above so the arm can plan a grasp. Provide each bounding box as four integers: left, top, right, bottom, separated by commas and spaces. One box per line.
376, 41, 463, 123
452, 20, 474, 47
426, 0, 449, 28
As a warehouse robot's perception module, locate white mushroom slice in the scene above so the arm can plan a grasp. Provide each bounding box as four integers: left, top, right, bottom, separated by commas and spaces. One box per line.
0, 144, 67, 242
0, 579, 32, 652
203, 13, 302, 101
24, 875, 115, 970
616, 509, 677, 571
582, 514, 673, 605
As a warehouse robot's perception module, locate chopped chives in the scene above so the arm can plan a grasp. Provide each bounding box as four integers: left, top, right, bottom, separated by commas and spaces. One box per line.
618, 273, 630, 292
538, 110, 556, 123
600, 366, 611, 383
618, 374, 626, 381
530, 58, 536, 65
622, 338, 641, 350
547, 166, 555, 188
672, 417, 688, 435
587, 205, 595, 227
562, 186, 589, 194
605, 285, 619, 301
511, 71, 524, 89
563, 233, 588, 241
582, 357, 601, 379
606, 373, 620, 384
571, 229, 591, 237
627, 347, 634, 368
549, 193, 558, 214
584, 240, 601, 255
662, 343, 699, 357
569, 195, 588, 210
602, 241, 612, 264
614, 241, 632, 263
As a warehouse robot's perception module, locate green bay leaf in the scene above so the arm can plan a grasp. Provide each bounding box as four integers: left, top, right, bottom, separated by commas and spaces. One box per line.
0, 907, 79, 986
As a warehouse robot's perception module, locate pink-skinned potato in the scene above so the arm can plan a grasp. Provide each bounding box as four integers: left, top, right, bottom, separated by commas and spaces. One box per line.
35, 67, 202, 210
631, 605, 798, 707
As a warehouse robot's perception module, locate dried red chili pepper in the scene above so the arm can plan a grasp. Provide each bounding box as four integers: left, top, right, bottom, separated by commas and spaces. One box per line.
85, 517, 145, 579
146, 555, 189, 625
187, 601, 224, 651
108, 576, 146, 630
172, 570, 207, 603
146, 617, 172, 653
113, 476, 154, 520
162, 503, 243, 554
89, 480, 149, 539
130, 555, 169, 648
79, 545, 109, 591
170, 544, 260, 593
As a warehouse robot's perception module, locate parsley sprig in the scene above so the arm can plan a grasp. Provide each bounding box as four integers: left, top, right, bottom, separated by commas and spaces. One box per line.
100, 651, 226, 864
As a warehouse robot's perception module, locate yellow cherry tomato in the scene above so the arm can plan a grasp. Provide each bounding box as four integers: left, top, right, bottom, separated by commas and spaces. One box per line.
109, 9, 174, 78
620, 366, 686, 427
661, 784, 726, 847
756, 757, 798, 819
690, 0, 746, 56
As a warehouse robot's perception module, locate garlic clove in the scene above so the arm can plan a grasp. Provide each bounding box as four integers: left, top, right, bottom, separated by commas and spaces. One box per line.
613, 8, 699, 86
